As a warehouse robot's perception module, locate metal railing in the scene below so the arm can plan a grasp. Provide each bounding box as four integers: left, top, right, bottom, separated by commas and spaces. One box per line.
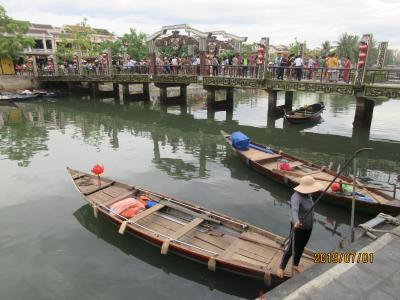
203, 64, 261, 78
267, 66, 357, 84
155, 65, 198, 75
365, 68, 400, 85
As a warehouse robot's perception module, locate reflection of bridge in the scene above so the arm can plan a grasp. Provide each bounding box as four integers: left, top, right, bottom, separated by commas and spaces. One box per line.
29, 99, 399, 164
35, 26, 400, 129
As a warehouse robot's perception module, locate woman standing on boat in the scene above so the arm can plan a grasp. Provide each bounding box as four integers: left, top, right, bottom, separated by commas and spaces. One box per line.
277, 175, 323, 278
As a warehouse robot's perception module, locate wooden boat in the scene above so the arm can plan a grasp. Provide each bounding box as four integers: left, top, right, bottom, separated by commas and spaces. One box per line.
0, 93, 39, 101
221, 130, 400, 216
67, 167, 314, 284
284, 102, 324, 124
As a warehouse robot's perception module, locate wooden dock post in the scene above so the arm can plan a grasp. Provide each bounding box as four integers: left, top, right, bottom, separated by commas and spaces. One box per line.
267, 90, 278, 115
353, 96, 375, 128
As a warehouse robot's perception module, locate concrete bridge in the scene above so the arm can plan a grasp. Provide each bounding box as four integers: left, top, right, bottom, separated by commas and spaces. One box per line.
35, 26, 400, 129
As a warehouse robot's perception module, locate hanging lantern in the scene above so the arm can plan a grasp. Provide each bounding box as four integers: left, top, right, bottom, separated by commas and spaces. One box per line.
257, 47, 264, 64
91, 164, 104, 187
359, 44, 368, 52
358, 61, 365, 67
358, 53, 367, 59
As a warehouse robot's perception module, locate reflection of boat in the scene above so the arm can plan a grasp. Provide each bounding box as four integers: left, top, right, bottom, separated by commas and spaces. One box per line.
0, 93, 39, 101
67, 167, 314, 283
284, 103, 324, 124
221, 130, 400, 215
74, 204, 269, 298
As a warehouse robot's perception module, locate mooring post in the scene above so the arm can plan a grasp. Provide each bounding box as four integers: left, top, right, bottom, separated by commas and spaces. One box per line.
179, 84, 187, 99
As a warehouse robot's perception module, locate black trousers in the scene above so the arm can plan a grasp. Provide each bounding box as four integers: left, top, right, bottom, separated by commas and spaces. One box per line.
295, 67, 303, 81
280, 225, 312, 269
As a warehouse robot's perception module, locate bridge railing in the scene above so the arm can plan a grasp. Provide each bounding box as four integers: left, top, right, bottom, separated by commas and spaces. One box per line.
266, 66, 357, 84
365, 68, 400, 85
113, 65, 149, 75
155, 65, 198, 75
203, 64, 261, 78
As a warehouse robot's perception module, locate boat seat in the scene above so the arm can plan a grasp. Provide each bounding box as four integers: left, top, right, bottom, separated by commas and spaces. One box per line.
255, 154, 282, 164
288, 161, 303, 169
161, 218, 204, 254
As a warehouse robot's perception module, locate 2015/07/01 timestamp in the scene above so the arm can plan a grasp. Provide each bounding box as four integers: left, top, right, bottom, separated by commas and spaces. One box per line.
314, 252, 374, 264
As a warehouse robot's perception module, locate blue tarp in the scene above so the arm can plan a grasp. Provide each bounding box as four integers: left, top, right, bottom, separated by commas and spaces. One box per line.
231, 131, 250, 150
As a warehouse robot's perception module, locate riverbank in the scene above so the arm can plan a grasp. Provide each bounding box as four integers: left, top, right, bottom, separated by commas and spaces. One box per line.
265, 215, 400, 299
0, 75, 38, 91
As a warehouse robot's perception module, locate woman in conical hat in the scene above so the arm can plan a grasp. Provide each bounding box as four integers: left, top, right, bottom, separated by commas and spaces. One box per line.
277, 175, 323, 278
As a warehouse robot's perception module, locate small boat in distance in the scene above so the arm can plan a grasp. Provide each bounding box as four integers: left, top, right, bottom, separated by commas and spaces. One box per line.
67, 167, 315, 284
221, 130, 400, 215
284, 102, 325, 124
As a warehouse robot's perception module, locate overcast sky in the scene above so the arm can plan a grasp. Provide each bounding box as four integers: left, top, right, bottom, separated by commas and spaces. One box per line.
1, 0, 400, 48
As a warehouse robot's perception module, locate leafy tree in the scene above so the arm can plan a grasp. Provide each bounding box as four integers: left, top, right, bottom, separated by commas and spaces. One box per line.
120, 28, 148, 60
335, 33, 359, 62
157, 44, 188, 58
0, 5, 34, 59
289, 38, 304, 56
321, 40, 332, 57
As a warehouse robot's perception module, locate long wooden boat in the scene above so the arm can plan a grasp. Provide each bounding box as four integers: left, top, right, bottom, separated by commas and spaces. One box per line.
284, 102, 324, 124
67, 167, 314, 284
221, 131, 400, 215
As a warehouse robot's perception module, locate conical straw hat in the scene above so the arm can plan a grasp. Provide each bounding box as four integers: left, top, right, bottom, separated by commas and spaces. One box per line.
294, 175, 323, 194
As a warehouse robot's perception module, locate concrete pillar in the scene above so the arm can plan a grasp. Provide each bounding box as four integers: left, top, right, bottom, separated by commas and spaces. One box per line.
226, 108, 233, 122
122, 84, 129, 99
159, 86, 167, 102
284, 91, 293, 110
32, 56, 38, 77
206, 88, 216, 106
180, 103, 187, 115
67, 82, 73, 95
267, 90, 278, 115
147, 40, 157, 75
113, 83, 120, 99
353, 97, 375, 128
199, 37, 207, 76
143, 83, 150, 101
180, 85, 187, 98
226, 88, 234, 104
207, 108, 215, 123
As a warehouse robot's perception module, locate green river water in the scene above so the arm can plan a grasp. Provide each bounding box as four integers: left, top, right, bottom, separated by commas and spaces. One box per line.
0, 86, 399, 299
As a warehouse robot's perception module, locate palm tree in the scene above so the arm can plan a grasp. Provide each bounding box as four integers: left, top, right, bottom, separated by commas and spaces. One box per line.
335, 33, 359, 62
321, 41, 331, 57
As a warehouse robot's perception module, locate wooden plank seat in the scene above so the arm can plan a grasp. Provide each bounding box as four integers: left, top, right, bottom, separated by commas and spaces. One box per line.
161, 218, 204, 254
255, 154, 282, 164
288, 161, 303, 169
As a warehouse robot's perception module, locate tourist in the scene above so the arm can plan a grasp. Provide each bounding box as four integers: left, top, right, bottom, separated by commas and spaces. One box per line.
326, 53, 338, 82
277, 176, 323, 278
171, 56, 178, 74
342, 56, 352, 83
242, 55, 248, 78
307, 56, 315, 79
163, 57, 171, 74
275, 53, 282, 79
293, 55, 303, 81
277, 54, 287, 80
211, 56, 219, 76
286, 54, 295, 79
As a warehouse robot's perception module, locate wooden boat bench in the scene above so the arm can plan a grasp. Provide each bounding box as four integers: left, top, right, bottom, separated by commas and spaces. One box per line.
255, 154, 282, 164
161, 218, 204, 254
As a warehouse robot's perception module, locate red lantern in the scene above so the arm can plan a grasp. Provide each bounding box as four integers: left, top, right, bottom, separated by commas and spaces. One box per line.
359, 44, 368, 52
358, 61, 365, 67
358, 53, 367, 59
331, 182, 340, 192
91, 164, 104, 175
91, 164, 104, 187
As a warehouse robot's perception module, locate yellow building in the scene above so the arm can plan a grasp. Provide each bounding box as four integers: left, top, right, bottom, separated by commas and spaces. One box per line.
0, 58, 15, 75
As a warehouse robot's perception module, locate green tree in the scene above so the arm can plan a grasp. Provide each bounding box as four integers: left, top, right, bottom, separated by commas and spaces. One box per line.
321, 40, 332, 57
121, 28, 148, 60
335, 33, 359, 62
0, 5, 34, 59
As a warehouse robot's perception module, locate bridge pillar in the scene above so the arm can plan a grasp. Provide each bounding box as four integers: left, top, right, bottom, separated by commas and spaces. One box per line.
267, 90, 278, 115
113, 83, 120, 99
122, 83, 130, 99
199, 37, 207, 76
353, 97, 375, 128
284, 91, 293, 111
180, 85, 187, 99
205, 87, 234, 109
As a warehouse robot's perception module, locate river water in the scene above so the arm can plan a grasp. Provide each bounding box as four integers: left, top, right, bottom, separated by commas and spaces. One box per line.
0, 86, 399, 299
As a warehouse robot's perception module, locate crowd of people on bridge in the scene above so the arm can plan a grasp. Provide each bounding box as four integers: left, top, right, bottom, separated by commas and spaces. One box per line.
273, 53, 352, 83
18, 50, 353, 84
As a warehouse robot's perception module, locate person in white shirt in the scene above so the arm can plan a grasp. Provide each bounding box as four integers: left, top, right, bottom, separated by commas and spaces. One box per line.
293, 55, 303, 81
